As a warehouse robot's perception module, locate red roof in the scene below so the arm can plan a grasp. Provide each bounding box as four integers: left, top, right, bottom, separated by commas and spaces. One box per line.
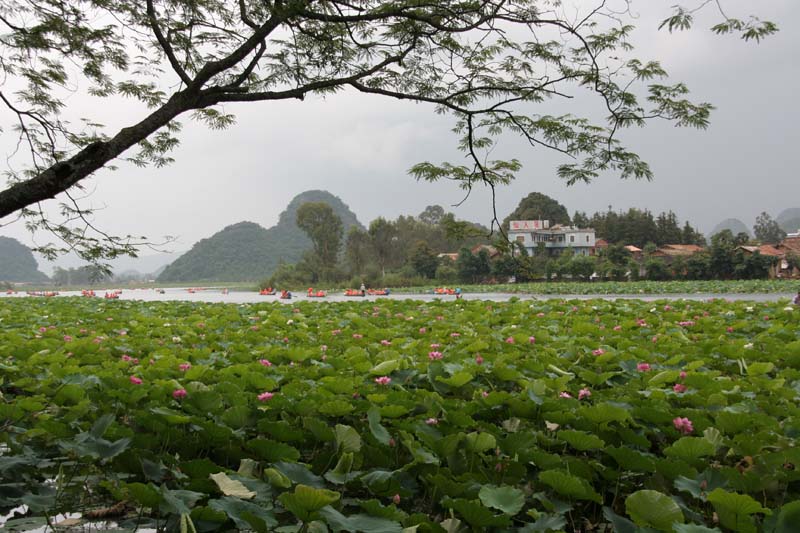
594, 239, 609, 248
624, 245, 643, 253
780, 236, 800, 255
654, 244, 705, 256
739, 245, 783, 257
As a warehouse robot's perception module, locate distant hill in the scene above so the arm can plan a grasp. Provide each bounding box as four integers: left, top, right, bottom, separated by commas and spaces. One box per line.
157, 190, 363, 282
777, 208, 800, 233
711, 218, 751, 238
0, 237, 50, 282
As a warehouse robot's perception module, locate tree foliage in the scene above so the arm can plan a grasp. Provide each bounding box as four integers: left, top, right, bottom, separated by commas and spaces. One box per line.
296, 202, 344, 269
503, 192, 571, 228
753, 212, 786, 244
0, 0, 775, 266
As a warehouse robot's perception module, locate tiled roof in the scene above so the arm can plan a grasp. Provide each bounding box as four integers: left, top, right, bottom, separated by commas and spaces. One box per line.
654, 244, 705, 256
738, 245, 784, 257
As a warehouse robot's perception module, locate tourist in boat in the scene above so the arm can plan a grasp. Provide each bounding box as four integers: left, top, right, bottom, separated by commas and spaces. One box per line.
360, 282, 366, 296
793, 290, 800, 306
455, 287, 462, 299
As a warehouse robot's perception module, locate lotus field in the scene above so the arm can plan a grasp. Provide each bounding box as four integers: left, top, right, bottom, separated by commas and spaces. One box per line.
1, 296, 799, 532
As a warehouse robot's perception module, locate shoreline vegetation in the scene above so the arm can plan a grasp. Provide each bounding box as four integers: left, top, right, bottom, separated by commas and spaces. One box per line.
1, 296, 797, 531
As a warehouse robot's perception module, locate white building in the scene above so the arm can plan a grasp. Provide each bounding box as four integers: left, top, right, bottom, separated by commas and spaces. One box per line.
508, 220, 596, 256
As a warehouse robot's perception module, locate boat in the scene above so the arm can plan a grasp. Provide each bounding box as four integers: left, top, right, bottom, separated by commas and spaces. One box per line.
81, 290, 96, 297
259, 288, 276, 296
344, 289, 365, 297
434, 287, 456, 295
104, 292, 119, 299
367, 289, 391, 296
306, 288, 327, 298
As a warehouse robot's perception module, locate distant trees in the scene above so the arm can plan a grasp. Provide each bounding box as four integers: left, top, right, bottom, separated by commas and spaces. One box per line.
583, 208, 705, 247
753, 212, 786, 244
52, 266, 111, 286
296, 202, 344, 281
503, 192, 571, 228
409, 241, 438, 279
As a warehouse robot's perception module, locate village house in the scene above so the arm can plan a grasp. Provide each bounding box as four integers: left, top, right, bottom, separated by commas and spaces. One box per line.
737, 244, 784, 278
650, 244, 705, 264
507, 220, 596, 256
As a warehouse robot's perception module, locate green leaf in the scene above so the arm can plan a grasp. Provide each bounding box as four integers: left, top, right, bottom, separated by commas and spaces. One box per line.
625, 490, 684, 530
767, 500, 800, 533
671, 525, 722, 533
478, 485, 526, 515
209, 497, 277, 532
368, 406, 391, 445
465, 431, 496, 453
664, 437, 716, 461
278, 484, 341, 521
518, 513, 568, 532
247, 439, 301, 462
538, 470, 601, 503
443, 498, 511, 528
706, 488, 771, 533
436, 371, 473, 387
335, 424, 362, 453
126, 482, 162, 507
319, 506, 403, 533
150, 406, 192, 424
746, 362, 773, 376
580, 403, 631, 424
263, 468, 292, 489
557, 429, 605, 451
209, 472, 256, 499
370, 359, 400, 375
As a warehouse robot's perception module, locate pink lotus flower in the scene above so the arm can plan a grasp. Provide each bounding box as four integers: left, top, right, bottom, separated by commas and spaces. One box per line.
129, 376, 143, 385
352, 333, 363, 339
613, 325, 622, 331
282, 337, 289, 343
388, 437, 396, 447
430, 343, 441, 349
392, 494, 401, 505
673, 383, 687, 393
637, 363, 651, 372
559, 391, 573, 399
726, 326, 734, 333
258, 391, 274, 402
678, 321, 695, 327
505, 336, 515, 344
528, 336, 536, 344
578, 388, 591, 400
320, 345, 327, 352
664, 305, 672, 311
436, 315, 444, 321
481, 390, 489, 398
475, 355, 484, 365
428, 351, 443, 360
537, 312, 545, 317
652, 336, 659, 343
122, 354, 132, 362
450, 332, 460, 338
764, 315, 770, 321
592, 348, 605, 356
173, 388, 187, 399
425, 417, 438, 425
259, 359, 272, 367
673, 417, 694, 435
179, 362, 192, 371
679, 371, 687, 380
419, 327, 426, 334
63, 335, 73, 342
381, 340, 392, 346
331, 329, 341, 335
375, 376, 391, 386
250, 325, 260, 331
38, 327, 47, 333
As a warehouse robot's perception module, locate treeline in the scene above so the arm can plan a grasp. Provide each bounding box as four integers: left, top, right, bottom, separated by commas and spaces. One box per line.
573, 209, 706, 247
266, 205, 491, 288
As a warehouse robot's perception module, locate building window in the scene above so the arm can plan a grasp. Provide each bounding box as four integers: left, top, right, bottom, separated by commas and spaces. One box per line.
516, 236, 524, 243
570, 235, 575, 243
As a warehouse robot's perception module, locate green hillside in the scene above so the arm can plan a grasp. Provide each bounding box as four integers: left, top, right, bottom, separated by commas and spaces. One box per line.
776, 207, 800, 233
710, 218, 750, 238
157, 191, 363, 282
0, 237, 50, 282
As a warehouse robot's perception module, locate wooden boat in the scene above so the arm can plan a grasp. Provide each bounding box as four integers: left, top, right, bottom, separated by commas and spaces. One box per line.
344, 289, 365, 297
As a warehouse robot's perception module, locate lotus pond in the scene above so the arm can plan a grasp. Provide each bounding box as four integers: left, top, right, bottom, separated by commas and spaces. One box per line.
1, 297, 799, 532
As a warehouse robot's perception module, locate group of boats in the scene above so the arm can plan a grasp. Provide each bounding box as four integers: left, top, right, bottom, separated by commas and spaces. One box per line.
254, 287, 459, 298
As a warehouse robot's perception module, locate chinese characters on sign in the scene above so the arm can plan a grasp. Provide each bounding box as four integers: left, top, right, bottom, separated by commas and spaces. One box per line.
509, 220, 548, 230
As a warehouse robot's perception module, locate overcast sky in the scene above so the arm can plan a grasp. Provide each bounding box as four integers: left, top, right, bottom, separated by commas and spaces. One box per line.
1, 1, 798, 273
